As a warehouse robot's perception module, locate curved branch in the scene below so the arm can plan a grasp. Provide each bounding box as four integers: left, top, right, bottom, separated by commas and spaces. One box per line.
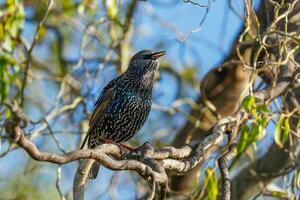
4, 112, 231, 200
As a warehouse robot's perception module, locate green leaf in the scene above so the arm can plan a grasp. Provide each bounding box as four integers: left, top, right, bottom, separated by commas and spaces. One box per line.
242, 95, 258, 116
297, 119, 300, 137
0, 0, 24, 55
2, 36, 13, 52
260, 114, 269, 128
204, 167, 218, 200
0, 53, 18, 103
35, 25, 47, 43
242, 95, 255, 111
256, 115, 268, 140
0, 67, 8, 103
249, 122, 259, 141
5, 108, 11, 119
283, 117, 290, 143
257, 123, 266, 140
269, 190, 288, 198
237, 125, 249, 154
257, 104, 271, 114
274, 115, 288, 148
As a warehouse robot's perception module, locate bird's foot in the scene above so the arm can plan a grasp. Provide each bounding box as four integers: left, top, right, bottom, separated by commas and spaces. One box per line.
102, 139, 132, 157
127, 142, 153, 158
116, 143, 133, 158
117, 142, 150, 155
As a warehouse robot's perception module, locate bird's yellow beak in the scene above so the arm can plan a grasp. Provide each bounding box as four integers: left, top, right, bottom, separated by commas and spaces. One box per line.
150, 51, 166, 59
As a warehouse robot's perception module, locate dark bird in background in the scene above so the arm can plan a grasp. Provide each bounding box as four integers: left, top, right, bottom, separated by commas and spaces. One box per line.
80, 50, 166, 179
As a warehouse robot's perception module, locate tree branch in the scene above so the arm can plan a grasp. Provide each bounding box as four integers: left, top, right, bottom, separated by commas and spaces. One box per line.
20, 0, 53, 107
4, 108, 235, 199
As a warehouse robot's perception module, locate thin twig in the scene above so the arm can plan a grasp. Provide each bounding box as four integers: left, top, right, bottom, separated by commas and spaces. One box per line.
56, 165, 66, 200
20, 0, 53, 107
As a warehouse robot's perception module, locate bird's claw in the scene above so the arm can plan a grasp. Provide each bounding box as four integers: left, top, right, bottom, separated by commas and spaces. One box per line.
116, 143, 131, 159
135, 142, 152, 153
128, 142, 153, 158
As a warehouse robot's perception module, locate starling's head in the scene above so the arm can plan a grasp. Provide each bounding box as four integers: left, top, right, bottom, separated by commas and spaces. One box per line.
125, 50, 165, 90
128, 50, 166, 73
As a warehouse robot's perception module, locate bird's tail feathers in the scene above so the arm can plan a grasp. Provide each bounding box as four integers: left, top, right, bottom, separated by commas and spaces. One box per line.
80, 128, 102, 179
80, 129, 91, 149
89, 161, 100, 179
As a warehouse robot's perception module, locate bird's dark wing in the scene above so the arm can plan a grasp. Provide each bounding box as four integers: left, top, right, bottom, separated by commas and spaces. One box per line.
80, 78, 119, 149
89, 86, 115, 127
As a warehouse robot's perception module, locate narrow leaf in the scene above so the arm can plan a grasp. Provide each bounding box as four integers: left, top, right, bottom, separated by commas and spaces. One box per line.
274, 115, 285, 148
204, 167, 218, 200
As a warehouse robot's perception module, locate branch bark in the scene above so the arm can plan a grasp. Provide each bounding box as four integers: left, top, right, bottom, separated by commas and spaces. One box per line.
4, 61, 298, 199
4, 109, 235, 200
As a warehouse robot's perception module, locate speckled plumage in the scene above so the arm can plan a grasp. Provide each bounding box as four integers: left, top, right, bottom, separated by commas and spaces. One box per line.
81, 50, 165, 179
88, 83, 152, 147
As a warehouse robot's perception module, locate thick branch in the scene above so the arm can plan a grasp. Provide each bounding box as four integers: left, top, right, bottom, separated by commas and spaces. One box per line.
4, 113, 232, 200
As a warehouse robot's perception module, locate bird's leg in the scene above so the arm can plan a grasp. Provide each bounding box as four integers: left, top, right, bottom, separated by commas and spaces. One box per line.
128, 142, 152, 157
104, 140, 152, 158
102, 139, 132, 157
118, 143, 134, 151
119, 142, 151, 153
115, 143, 131, 158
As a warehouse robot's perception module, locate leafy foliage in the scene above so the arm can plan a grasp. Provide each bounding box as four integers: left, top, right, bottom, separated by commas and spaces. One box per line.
203, 167, 219, 200
236, 96, 270, 156
0, 0, 24, 103
274, 115, 290, 148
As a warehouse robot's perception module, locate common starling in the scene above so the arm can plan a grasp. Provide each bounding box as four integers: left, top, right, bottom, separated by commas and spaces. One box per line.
81, 50, 166, 179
